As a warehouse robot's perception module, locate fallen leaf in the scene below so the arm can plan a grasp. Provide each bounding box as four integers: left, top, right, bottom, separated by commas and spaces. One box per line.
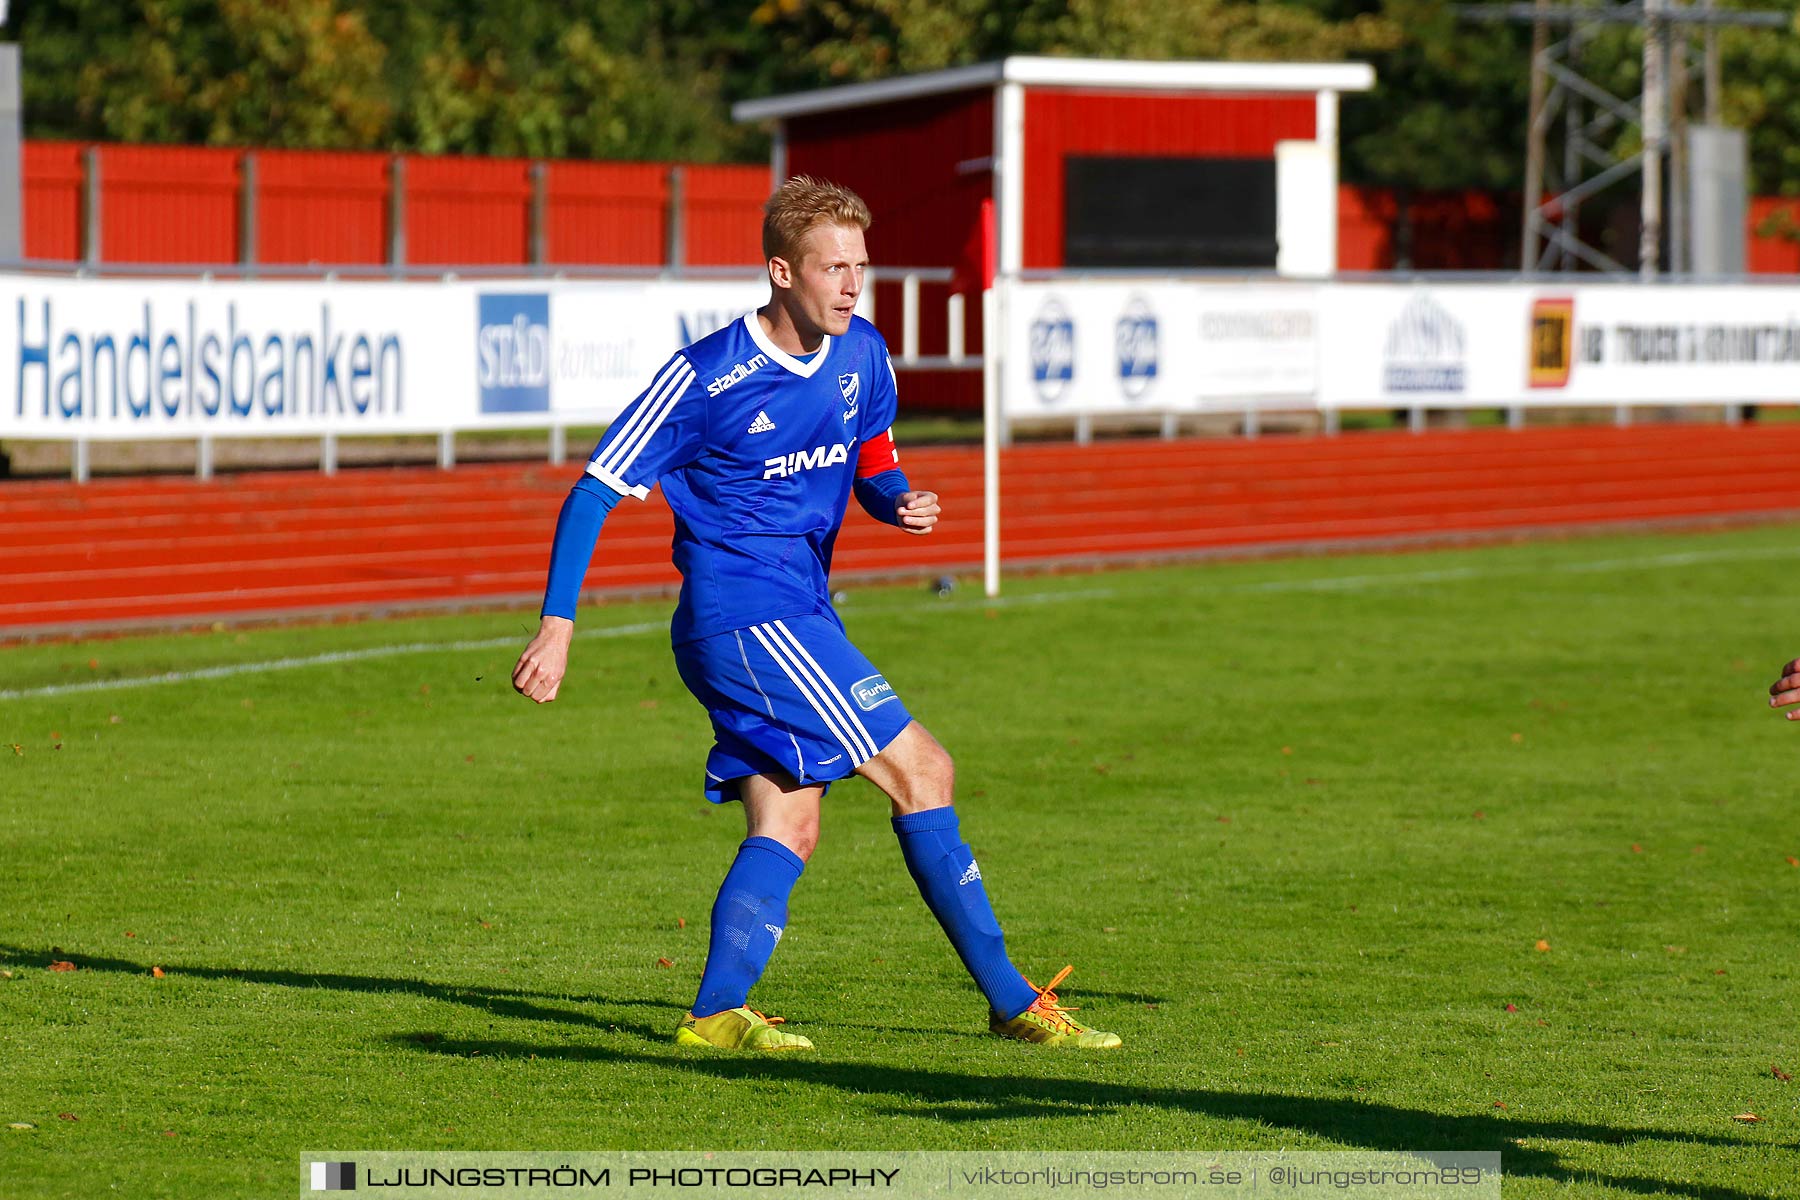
1788, 857, 1798, 868
49, 731, 61, 740
419, 685, 431, 695
56, 1113, 76, 1122
8, 745, 20, 756
1693, 845, 1707, 854
1510, 733, 1523, 743
1492, 1101, 1508, 1109
1714, 969, 1727, 976
1216, 815, 1231, 824
1732, 1113, 1762, 1124
656, 957, 674, 968
1535, 940, 1550, 952
1281, 746, 1292, 755
676, 917, 686, 929
86, 659, 97, 670
1536, 1019, 1549, 1026
478, 921, 491, 929
1473, 810, 1486, 820
1631, 844, 1644, 854
0, 970, 13, 979
161, 1130, 178, 1137
1144, 1003, 1159, 1010
124, 931, 135, 938
47, 961, 75, 973
1774, 1065, 1792, 1082
463, 755, 475, 764
1504, 1003, 1519, 1012
151, 967, 164, 979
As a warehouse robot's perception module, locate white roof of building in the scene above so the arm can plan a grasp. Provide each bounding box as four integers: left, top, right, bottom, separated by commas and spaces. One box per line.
732, 56, 1375, 123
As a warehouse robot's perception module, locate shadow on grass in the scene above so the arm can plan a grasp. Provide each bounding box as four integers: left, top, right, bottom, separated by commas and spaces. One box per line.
0, 942, 682, 1042
4, 942, 1780, 1200
391, 1034, 1780, 1200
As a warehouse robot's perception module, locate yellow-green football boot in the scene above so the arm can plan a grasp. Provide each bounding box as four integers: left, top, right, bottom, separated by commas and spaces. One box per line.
675, 1006, 814, 1051
990, 966, 1122, 1049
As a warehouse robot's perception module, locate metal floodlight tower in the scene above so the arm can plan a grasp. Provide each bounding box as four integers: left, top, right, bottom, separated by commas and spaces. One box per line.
1462, 0, 1788, 278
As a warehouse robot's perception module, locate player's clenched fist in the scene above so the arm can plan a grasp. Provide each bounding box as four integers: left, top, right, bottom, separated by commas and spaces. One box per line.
513, 615, 575, 703
1769, 658, 1800, 719
897, 490, 940, 536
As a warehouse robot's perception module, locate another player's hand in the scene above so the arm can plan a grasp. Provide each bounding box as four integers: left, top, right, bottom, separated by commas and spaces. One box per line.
897, 490, 940, 536
513, 616, 575, 704
1770, 658, 1800, 718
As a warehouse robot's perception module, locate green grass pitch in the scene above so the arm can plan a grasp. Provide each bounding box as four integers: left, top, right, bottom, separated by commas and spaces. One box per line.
4, 523, 1800, 1198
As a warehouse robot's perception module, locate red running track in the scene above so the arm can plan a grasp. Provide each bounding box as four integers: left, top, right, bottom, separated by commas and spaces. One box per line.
4, 423, 1800, 636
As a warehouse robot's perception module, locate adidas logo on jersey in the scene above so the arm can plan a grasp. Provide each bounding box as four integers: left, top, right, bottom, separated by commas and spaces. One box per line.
763, 442, 851, 479
764, 923, 784, 945
958, 860, 982, 886
747, 411, 777, 434
707, 353, 770, 397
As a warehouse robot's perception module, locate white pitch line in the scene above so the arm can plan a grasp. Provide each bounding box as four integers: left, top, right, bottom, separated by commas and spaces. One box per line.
0, 620, 669, 702
6, 541, 1798, 703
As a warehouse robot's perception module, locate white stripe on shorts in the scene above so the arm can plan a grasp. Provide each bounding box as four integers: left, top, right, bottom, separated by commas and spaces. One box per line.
748, 624, 874, 764
770, 619, 879, 757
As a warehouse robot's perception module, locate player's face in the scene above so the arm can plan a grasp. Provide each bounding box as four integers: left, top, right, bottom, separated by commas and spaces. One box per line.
786, 223, 867, 338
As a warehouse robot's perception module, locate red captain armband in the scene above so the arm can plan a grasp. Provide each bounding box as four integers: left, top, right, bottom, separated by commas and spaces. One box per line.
856, 428, 900, 478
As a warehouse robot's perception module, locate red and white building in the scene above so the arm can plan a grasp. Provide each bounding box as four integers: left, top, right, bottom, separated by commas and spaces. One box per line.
733, 56, 1376, 283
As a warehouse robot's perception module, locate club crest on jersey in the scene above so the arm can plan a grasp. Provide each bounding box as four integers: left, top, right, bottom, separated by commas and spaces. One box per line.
838, 372, 860, 423
764, 442, 851, 479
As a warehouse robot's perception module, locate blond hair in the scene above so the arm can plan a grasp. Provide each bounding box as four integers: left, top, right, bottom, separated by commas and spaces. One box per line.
762, 176, 872, 264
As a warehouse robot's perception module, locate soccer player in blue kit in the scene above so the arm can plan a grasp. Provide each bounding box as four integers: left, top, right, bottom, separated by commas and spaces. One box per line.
512, 177, 1118, 1052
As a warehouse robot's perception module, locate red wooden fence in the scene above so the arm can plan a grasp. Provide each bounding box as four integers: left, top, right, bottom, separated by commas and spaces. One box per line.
16, 140, 1799, 276
19, 142, 770, 270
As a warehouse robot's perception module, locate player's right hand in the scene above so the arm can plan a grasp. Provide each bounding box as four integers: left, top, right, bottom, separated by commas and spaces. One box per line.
513, 616, 575, 704
1768, 657, 1800, 718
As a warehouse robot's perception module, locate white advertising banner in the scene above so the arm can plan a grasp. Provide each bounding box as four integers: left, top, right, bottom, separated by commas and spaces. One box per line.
1517, 285, 1800, 405
1316, 282, 1800, 408
0, 275, 779, 441
1315, 284, 1532, 409
1003, 280, 1320, 418
1, 277, 469, 439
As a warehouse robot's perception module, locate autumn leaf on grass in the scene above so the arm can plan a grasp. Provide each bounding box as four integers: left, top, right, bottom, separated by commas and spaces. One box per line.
47, 961, 75, 973
1787, 857, 1798, 868
1534, 940, 1550, 952
56, 1113, 76, 1122
151, 967, 165, 979
1732, 1113, 1762, 1124
1504, 1003, 1519, 1012
656, 957, 674, 968
1774, 1065, 1792, 1082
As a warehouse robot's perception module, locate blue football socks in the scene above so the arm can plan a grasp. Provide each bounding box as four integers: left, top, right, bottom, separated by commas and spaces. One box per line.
691, 836, 805, 1018
891, 807, 1039, 1020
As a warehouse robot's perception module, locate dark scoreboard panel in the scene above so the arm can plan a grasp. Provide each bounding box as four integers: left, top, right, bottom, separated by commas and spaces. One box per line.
1064, 155, 1278, 270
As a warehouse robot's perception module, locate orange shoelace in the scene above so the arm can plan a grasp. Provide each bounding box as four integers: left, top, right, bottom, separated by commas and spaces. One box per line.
1021, 965, 1084, 1032
747, 1008, 787, 1026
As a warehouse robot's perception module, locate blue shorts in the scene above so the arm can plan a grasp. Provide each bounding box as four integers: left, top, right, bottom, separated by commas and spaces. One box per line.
672, 613, 914, 804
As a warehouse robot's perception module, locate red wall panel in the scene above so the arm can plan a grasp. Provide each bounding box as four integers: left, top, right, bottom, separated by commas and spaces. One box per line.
683, 164, 770, 266
403, 155, 532, 265
22, 140, 83, 260
99, 144, 240, 263
1749, 197, 1800, 275
1022, 90, 1316, 268
546, 161, 666, 266
255, 149, 389, 265
787, 89, 995, 272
